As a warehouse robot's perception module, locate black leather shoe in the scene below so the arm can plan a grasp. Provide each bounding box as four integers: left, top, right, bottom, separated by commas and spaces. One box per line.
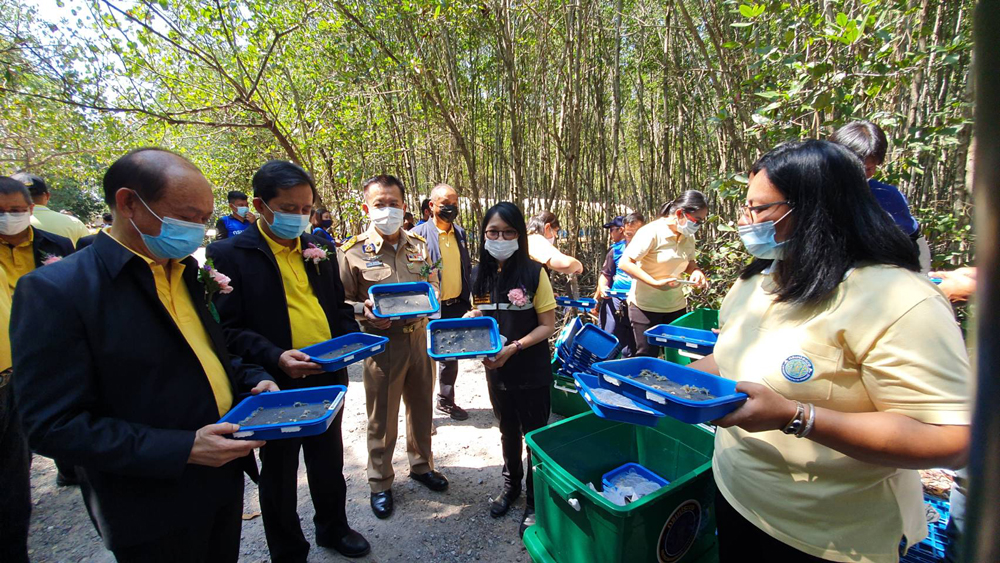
317, 529, 371, 558
56, 471, 79, 487
409, 470, 449, 492
436, 401, 470, 421
490, 487, 521, 518
519, 507, 536, 539
370, 490, 393, 519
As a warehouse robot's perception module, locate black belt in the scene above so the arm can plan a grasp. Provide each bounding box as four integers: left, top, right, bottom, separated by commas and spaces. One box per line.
442, 298, 466, 307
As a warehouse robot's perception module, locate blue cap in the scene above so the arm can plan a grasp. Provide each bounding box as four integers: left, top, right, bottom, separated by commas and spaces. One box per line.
603, 216, 624, 229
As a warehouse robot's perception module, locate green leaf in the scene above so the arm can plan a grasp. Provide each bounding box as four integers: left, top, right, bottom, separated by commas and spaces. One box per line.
836, 12, 848, 27
731, 21, 754, 28
754, 90, 781, 100
739, 4, 755, 18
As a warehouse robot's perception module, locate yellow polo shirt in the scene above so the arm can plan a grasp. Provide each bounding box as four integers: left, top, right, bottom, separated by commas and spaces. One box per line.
623, 217, 695, 313
533, 269, 557, 313
30, 205, 90, 244
436, 224, 462, 301
0, 268, 11, 371
712, 265, 970, 563
0, 227, 35, 292
107, 233, 234, 416
260, 224, 332, 349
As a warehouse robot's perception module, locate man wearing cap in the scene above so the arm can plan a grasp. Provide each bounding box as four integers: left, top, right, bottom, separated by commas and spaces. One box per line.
11, 172, 90, 245
411, 183, 472, 420
593, 213, 645, 357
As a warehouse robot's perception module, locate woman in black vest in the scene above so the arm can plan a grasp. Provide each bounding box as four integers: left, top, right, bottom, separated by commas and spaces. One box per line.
465, 202, 557, 538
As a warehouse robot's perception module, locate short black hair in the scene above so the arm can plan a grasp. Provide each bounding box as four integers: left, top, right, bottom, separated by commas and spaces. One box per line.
11, 172, 47, 197
102, 147, 200, 208
742, 140, 918, 305
527, 211, 559, 234
102, 212, 113, 223
252, 160, 317, 203
362, 174, 406, 201
829, 121, 888, 165
661, 190, 707, 217
0, 176, 32, 206
227, 190, 248, 203
624, 212, 645, 225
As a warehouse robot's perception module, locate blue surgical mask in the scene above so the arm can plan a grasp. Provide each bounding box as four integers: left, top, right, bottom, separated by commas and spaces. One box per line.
737, 208, 793, 260
132, 194, 206, 260
235, 206, 249, 218
263, 201, 310, 239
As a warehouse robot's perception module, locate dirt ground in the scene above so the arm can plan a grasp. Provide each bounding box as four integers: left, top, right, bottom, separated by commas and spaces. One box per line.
26, 360, 553, 562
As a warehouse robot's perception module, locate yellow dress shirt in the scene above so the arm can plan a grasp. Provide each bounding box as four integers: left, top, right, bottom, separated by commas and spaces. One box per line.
436, 225, 462, 301
712, 265, 970, 563
260, 223, 332, 350
30, 205, 91, 244
622, 217, 695, 313
108, 232, 234, 415
0, 268, 12, 371
0, 227, 35, 292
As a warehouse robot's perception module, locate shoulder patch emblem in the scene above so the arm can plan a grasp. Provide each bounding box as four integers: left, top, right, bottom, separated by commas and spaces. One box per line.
409, 232, 426, 243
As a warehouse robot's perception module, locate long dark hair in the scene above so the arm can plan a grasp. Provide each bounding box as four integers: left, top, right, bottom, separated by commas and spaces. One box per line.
473, 202, 539, 298
741, 140, 919, 305
660, 190, 707, 217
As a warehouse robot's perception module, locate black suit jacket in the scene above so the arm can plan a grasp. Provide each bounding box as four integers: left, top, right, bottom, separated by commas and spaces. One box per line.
10, 232, 272, 551
206, 223, 360, 390
411, 220, 472, 305
75, 232, 97, 250
32, 227, 75, 263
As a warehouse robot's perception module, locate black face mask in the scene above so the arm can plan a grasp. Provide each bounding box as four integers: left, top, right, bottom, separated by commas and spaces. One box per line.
437, 204, 459, 223
320, 219, 333, 229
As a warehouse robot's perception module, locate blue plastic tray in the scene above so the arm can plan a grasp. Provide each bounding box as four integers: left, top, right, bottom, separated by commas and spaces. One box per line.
369, 281, 440, 320
601, 462, 670, 490
567, 323, 620, 368
556, 296, 597, 309
644, 324, 718, 355
593, 357, 747, 424
299, 333, 389, 372
900, 496, 951, 563
218, 385, 346, 440
555, 317, 584, 350
427, 316, 503, 361
573, 372, 664, 427
606, 289, 630, 300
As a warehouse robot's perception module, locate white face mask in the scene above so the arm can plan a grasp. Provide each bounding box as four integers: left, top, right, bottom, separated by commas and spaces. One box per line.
485, 238, 518, 261
369, 206, 404, 235
0, 211, 32, 236
678, 217, 701, 237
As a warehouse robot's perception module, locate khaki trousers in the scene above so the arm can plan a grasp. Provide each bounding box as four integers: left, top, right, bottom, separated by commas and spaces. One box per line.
362, 321, 435, 492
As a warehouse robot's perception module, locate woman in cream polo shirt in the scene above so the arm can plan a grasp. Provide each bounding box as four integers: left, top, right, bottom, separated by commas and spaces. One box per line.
691, 140, 970, 563
618, 190, 709, 357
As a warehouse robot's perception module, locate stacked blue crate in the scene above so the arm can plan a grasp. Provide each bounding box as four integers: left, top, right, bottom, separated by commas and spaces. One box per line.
900, 496, 951, 563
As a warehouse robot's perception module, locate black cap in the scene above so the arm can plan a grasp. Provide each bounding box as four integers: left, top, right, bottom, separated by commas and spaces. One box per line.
11, 172, 48, 197
603, 216, 624, 229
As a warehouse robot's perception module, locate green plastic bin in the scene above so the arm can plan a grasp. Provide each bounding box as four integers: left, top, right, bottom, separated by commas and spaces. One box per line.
662, 308, 719, 366
524, 412, 717, 563
550, 357, 590, 418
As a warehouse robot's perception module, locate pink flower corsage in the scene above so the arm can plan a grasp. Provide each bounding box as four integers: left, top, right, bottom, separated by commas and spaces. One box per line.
303, 243, 330, 274
41, 253, 63, 266
198, 259, 233, 322
508, 287, 529, 307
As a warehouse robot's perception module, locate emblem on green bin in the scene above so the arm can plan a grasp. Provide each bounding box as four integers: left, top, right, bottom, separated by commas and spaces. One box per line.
657, 499, 701, 563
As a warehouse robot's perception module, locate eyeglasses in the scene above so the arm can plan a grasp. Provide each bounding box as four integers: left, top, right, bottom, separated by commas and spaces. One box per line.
485, 229, 519, 241
739, 200, 791, 221
683, 212, 704, 226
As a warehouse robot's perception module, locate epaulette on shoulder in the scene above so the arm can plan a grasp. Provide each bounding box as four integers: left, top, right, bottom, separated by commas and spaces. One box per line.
408, 232, 426, 243
340, 235, 359, 251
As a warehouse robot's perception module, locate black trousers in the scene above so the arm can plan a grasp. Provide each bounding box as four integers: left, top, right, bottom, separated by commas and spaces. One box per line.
716, 486, 829, 562
599, 296, 636, 358
258, 407, 349, 563
0, 384, 31, 563
486, 383, 550, 508
437, 300, 470, 404
628, 304, 686, 357
112, 493, 243, 563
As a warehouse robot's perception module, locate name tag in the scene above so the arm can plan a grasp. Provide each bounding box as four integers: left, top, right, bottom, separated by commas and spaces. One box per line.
473, 294, 491, 306
366, 260, 383, 268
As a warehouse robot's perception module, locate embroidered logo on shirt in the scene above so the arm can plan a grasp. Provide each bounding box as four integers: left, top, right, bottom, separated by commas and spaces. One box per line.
781, 354, 814, 383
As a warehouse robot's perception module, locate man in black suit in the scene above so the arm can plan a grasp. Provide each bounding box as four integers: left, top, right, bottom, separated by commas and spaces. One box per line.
410, 183, 473, 419
207, 161, 371, 562
11, 148, 278, 562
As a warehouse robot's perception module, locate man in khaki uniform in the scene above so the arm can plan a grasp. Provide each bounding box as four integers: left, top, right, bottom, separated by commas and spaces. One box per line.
337, 174, 448, 520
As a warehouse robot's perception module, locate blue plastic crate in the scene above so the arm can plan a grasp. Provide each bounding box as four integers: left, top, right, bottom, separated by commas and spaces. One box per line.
300, 333, 388, 372
601, 462, 670, 490
369, 281, 440, 320
569, 324, 620, 363
218, 385, 346, 441
593, 357, 747, 424
556, 296, 597, 309
644, 324, 718, 356
573, 372, 664, 427
901, 496, 951, 562
427, 316, 503, 361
